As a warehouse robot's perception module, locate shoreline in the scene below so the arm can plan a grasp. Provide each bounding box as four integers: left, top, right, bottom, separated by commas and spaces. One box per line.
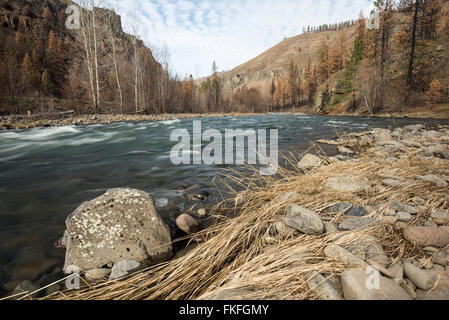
0, 110, 448, 131
10, 123, 444, 300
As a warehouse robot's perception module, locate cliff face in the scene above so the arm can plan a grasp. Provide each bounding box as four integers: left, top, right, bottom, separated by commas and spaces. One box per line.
221, 28, 356, 98
0, 0, 161, 114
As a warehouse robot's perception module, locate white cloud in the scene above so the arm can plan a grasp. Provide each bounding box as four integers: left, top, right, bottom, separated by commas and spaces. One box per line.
105, 0, 375, 78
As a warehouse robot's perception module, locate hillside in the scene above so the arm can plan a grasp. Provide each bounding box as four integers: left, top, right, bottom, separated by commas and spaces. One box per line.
221, 1, 449, 115
222, 28, 356, 96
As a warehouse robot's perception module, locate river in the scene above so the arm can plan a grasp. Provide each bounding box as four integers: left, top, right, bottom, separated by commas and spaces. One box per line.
0, 114, 447, 295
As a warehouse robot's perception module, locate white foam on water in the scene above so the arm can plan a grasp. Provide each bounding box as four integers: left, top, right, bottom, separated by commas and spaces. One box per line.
66, 132, 116, 146
161, 119, 180, 125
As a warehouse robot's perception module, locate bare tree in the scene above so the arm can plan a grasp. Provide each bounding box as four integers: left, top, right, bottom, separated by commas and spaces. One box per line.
105, 0, 123, 113
74, 0, 104, 113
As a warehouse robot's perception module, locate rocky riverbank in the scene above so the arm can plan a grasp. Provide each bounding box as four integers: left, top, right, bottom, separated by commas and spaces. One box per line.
0, 113, 265, 130
5, 123, 449, 300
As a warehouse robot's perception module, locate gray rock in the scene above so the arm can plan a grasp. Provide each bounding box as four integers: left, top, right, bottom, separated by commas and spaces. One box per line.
341, 269, 411, 300
323, 245, 367, 268
327, 202, 352, 213
279, 192, 300, 202
176, 214, 200, 234
422, 130, 442, 139
63, 188, 173, 273
324, 222, 338, 234
359, 136, 373, 147
416, 274, 449, 300
430, 210, 449, 221
109, 260, 142, 280
307, 273, 343, 300
403, 263, 436, 290
390, 202, 418, 214
285, 205, 324, 235
325, 176, 368, 193
431, 249, 449, 266
196, 208, 207, 218
364, 237, 389, 267
346, 206, 366, 217
401, 139, 420, 148
382, 216, 398, 225
382, 179, 400, 187
404, 124, 425, 132
396, 211, 413, 222
297, 153, 322, 170
338, 146, 354, 154
13, 281, 39, 298
415, 175, 448, 188
336, 155, 350, 161
373, 128, 393, 142
270, 220, 296, 237
85, 268, 111, 281
388, 264, 404, 284
338, 217, 380, 231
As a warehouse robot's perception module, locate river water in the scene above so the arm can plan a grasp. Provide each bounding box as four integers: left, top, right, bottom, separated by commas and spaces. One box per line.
0, 114, 447, 294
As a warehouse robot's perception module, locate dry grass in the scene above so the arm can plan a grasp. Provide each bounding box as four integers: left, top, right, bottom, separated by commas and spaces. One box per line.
20, 137, 448, 300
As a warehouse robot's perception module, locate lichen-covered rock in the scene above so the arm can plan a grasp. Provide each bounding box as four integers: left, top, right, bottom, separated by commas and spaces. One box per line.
63, 188, 173, 273
404, 226, 449, 248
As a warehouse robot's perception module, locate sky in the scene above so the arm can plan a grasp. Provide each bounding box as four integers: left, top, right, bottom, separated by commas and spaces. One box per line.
105, 0, 375, 78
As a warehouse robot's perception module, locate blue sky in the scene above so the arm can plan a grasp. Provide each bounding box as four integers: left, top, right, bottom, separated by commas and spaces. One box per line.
105, 0, 375, 78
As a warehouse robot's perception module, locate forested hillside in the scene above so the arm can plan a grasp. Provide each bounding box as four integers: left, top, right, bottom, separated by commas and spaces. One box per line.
221, 0, 449, 115
0, 0, 166, 115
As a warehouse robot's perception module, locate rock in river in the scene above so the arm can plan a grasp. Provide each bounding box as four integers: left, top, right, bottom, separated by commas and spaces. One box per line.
284, 205, 324, 235
63, 188, 173, 273
176, 214, 200, 234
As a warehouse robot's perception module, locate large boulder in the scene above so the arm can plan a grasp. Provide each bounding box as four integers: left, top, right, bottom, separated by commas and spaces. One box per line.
63, 188, 173, 273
